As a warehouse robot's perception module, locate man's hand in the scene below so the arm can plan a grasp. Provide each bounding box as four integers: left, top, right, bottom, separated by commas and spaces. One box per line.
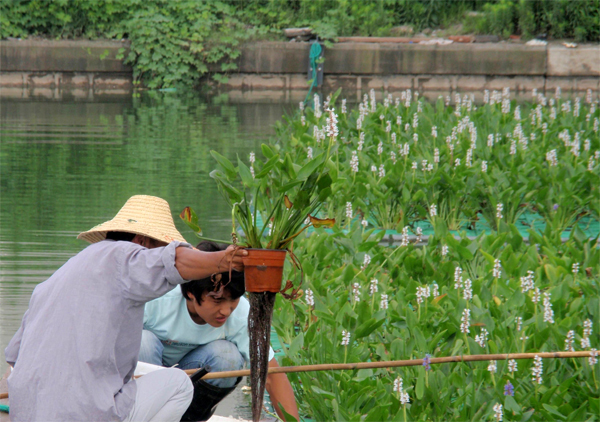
222, 245, 247, 273
175, 246, 247, 281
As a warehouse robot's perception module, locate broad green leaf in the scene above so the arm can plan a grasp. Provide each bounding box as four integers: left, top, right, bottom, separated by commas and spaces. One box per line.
313, 310, 336, 325
416, 370, 425, 399
283, 153, 297, 179
542, 404, 566, 420
209, 170, 242, 203
287, 331, 304, 356
544, 264, 559, 284
236, 157, 254, 187
301, 133, 314, 144
355, 368, 374, 381
567, 402, 588, 422
343, 265, 356, 283
311, 385, 336, 399
210, 150, 237, 179
325, 157, 338, 182
572, 224, 588, 244
278, 180, 304, 192
433, 217, 448, 238
479, 249, 496, 265
504, 395, 521, 414
428, 329, 448, 350
450, 339, 464, 356
355, 318, 385, 338
255, 154, 280, 178
261, 144, 275, 159
446, 235, 474, 260
296, 153, 325, 180
540, 385, 559, 404
277, 404, 298, 422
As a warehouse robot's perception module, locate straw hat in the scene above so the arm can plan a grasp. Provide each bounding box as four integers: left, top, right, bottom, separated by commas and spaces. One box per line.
77, 195, 187, 244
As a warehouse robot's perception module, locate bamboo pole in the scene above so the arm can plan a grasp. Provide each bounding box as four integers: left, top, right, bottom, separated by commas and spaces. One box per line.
186, 351, 593, 379
0, 351, 594, 401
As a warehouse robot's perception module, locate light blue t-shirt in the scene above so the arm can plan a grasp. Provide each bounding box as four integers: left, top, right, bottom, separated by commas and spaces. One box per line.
143, 285, 274, 367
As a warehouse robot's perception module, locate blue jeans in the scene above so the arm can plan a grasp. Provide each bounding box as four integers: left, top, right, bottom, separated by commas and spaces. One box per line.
139, 330, 245, 389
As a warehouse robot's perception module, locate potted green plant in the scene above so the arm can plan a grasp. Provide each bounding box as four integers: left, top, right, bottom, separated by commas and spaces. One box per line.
181, 108, 338, 421
181, 141, 336, 288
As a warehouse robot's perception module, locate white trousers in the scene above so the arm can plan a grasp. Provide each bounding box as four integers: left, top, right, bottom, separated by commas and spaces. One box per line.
124, 367, 193, 422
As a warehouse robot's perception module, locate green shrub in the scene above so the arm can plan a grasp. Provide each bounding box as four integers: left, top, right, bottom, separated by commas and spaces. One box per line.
0, 0, 129, 39
517, 0, 536, 39
547, 0, 600, 42
120, 0, 249, 89
0, 0, 29, 39
483, 0, 516, 39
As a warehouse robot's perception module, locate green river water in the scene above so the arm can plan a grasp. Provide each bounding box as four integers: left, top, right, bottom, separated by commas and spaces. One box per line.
0, 91, 297, 419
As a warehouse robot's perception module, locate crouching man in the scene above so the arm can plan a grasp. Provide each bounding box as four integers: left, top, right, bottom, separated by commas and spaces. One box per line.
140, 241, 299, 421
5, 195, 247, 422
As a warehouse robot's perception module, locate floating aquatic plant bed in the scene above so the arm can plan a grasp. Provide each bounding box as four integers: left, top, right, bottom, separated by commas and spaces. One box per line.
255, 88, 599, 421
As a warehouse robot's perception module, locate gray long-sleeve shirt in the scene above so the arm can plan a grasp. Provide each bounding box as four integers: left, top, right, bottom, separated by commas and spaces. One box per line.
4, 239, 191, 421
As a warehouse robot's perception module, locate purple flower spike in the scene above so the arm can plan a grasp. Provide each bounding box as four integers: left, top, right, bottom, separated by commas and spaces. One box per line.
553, 204, 559, 211
423, 354, 431, 371
504, 380, 515, 396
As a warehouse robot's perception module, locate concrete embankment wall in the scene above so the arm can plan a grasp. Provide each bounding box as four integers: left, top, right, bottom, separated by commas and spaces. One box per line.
1, 39, 598, 96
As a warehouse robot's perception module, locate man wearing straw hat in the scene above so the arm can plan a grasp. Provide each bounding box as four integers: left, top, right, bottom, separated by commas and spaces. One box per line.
4, 195, 247, 422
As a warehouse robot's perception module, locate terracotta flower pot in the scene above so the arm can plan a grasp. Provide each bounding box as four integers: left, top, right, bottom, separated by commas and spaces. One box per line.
242, 248, 286, 293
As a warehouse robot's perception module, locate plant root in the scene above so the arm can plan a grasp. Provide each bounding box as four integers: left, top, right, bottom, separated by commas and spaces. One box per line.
248, 291, 277, 422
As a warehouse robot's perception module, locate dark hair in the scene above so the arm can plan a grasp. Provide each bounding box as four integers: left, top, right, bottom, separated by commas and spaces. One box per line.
106, 231, 136, 241
180, 241, 245, 303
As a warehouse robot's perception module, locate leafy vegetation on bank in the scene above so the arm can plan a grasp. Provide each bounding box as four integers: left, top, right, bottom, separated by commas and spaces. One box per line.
228, 88, 599, 420
1, 0, 599, 88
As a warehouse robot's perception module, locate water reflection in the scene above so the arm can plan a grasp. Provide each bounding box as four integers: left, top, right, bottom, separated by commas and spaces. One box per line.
0, 92, 294, 419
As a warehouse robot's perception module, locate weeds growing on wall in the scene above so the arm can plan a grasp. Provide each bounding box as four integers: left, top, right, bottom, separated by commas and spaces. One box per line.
118, 0, 248, 88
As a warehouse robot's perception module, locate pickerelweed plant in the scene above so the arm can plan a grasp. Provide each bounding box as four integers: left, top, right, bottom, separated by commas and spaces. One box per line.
264, 88, 598, 421
212, 142, 335, 250
291, 89, 599, 238
181, 131, 337, 253
271, 218, 599, 421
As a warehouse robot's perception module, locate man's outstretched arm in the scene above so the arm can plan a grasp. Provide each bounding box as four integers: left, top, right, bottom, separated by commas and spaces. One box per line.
175, 245, 246, 280
265, 358, 300, 421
